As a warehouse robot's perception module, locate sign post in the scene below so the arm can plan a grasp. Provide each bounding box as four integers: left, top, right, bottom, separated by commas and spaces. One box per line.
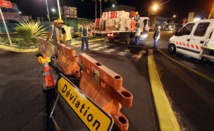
50, 74, 114, 131
0, 0, 12, 46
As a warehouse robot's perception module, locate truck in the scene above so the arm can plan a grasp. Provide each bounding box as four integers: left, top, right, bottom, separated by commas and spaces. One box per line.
92, 11, 150, 45
168, 19, 214, 62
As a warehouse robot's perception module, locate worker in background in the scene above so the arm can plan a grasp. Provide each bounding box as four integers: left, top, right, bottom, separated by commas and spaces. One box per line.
153, 26, 161, 48
62, 24, 72, 47
133, 11, 140, 22
135, 23, 142, 46
46, 19, 60, 57
46, 19, 66, 56
133, 11, 141, 32
79, 21, 90, 51
56, 19, 66, 45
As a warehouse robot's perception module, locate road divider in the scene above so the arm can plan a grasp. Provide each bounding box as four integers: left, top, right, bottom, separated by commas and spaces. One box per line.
57, 44, 80, 78
38, 37, 80, 78
79, 53, 133, 131
38, 37, 54, 57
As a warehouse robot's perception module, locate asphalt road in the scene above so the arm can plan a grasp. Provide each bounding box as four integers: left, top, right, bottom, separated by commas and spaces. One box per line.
1, 31, 214, 131
0, 41, 159, 130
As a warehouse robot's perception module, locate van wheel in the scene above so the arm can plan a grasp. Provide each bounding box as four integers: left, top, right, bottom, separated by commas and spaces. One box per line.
168, 44, 176, 55
201, 57, 207, 63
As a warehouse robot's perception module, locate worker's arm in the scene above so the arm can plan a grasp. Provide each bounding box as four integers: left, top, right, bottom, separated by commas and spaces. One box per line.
46, 25, 53, 42
46, 32, 52, 42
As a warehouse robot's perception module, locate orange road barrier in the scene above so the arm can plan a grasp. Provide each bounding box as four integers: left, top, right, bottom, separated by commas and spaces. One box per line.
38, 54, 55, 90
57, 44, 80, 78
79, 53, 133, 131
38, 37, 55, 57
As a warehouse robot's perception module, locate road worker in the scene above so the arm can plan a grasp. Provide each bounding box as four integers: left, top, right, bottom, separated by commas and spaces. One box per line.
153, 26, 161, 48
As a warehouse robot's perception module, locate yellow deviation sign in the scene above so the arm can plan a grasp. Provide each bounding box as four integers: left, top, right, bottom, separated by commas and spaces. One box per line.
57, 74, 114, 131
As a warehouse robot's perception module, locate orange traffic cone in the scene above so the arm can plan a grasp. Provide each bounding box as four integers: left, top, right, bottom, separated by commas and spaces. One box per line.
38, 55, 55, 90
43, 62, 55, 89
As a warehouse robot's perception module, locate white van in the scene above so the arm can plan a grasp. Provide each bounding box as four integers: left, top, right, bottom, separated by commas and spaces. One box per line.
168, 19, 214, 61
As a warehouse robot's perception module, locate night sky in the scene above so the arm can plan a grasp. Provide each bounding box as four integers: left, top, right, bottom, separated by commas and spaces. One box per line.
9, 0, 214, 22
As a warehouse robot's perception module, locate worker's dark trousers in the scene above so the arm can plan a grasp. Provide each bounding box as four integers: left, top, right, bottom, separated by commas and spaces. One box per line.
81, 37, 89, 50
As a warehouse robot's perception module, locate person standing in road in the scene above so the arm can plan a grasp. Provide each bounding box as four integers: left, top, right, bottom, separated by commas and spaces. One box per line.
153, 26, 161, 48
46, 19, 60, 56
46, 19, 66, 56
135, 23, 142, 46
80, 22, 89, 51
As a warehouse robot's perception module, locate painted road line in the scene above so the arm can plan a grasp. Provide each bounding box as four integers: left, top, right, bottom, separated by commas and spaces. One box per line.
104, 47, 120, 53
93, 46, 106, 51
89, 43, 100, 48
148, 49, 180, 131
158, 50, 214, 83
117, 49, 129, 56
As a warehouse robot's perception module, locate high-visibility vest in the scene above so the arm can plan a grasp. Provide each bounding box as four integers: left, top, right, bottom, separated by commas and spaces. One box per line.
50, 25, 71, 41
62, 25, 72, 41
135, 28, 142, 37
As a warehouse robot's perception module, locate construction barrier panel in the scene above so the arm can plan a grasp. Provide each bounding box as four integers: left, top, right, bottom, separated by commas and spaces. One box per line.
38, 37, 55, 57
79, 53, 133, 131
57, 43, 80, 78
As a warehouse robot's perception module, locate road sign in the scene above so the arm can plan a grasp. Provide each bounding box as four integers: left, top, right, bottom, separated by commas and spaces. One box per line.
57, 74, 114, 131
0, 1, 12, 8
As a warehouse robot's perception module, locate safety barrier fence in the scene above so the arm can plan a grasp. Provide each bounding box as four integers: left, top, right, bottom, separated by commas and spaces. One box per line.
37, 37, 133, 131
38, 37, 80, 78
79, 53, 133, 131
57, 44, 80, 78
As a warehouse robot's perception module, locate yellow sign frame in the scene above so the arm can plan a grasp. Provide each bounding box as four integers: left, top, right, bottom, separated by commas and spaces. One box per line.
57, 74, 114, 131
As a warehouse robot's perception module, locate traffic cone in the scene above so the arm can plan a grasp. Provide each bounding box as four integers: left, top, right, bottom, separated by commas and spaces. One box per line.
38, 55, 55, 90
43, 62, 55, 89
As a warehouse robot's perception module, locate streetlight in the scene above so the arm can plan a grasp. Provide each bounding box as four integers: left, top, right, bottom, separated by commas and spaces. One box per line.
112, 4, 115, 8
51, 8, 56, 13
149, 0, 171, 15
152, 4, 159, 11
173, 14, 176, 18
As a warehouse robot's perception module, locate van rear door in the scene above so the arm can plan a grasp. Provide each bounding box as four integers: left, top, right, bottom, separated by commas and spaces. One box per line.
186, 22, 210, 59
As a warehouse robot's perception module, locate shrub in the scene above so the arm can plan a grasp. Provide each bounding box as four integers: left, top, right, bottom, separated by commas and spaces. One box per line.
31, 36, 38, 44
15, 26, 32, 43
14, 20, 46, 48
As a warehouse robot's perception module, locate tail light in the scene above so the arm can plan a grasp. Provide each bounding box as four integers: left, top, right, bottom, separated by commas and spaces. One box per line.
107, 33, 113, 37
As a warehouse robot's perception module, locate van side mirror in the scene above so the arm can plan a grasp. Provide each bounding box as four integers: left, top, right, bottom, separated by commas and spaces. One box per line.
174, 30, 180, 36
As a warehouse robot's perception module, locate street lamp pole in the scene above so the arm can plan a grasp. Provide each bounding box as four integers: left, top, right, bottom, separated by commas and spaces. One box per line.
99, 0, 102, 18
95, 0, 97, 19
56, 0, 61, 19
45, 0, 50, 23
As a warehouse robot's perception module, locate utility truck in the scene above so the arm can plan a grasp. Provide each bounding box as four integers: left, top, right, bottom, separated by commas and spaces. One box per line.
168, 19, 214, 62
92, 11, 150, 45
